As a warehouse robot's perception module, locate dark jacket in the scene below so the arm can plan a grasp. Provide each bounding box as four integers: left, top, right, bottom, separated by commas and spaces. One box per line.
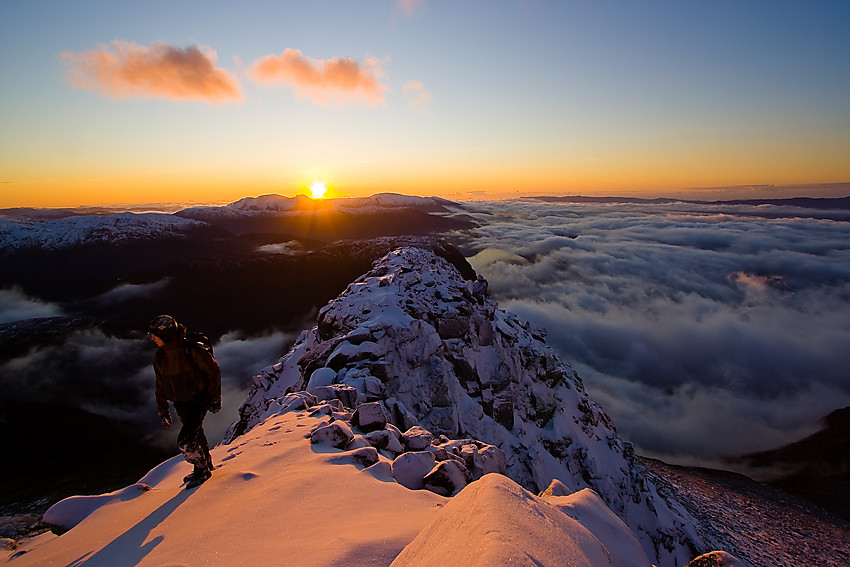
154, 325, 222, 417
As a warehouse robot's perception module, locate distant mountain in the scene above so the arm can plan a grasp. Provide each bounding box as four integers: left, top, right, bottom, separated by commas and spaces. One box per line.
738, 406, 850, 520
0, 195, 475, 317
0, 212, 212, 251
176, 193, 469, 236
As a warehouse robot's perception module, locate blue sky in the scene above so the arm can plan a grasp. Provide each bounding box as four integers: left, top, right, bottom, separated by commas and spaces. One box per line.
1, 0, 849, 206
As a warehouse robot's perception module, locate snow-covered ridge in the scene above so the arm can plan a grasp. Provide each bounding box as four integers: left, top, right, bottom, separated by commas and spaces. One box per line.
0, 212, 207, 251
178, 192, 456, 219
226, 245, 704, 566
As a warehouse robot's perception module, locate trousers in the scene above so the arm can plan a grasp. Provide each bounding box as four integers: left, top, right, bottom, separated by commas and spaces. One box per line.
173, 401, 212, 472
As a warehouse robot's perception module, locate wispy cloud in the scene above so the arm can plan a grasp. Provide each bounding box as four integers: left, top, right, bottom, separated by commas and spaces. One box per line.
248, 48, 386, 107
61, 40, 242, 103
403, 79, 432, 108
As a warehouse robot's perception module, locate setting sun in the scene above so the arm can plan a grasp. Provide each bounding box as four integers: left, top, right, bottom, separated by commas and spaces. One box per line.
310, 182, 328, 199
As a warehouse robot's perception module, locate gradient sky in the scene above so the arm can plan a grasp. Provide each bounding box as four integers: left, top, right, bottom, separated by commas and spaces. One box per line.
1, 0, 849, 207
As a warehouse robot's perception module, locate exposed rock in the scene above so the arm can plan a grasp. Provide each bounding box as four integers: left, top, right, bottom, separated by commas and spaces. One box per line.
309, 421, 354, 449
350, 402, 388, 433
364, 430, 396, 453
540, 478, 572, 498
423, 460, 469, 496
402, 426, 435, 451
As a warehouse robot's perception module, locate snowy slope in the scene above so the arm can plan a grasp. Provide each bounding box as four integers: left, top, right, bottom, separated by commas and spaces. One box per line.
6, 409, 446, 566
226, 245, 703, 566
9, 398, 659, 567
0, 212, 208, 251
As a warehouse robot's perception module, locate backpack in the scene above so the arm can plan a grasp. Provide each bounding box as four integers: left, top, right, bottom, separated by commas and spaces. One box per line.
185, 331, 214, 356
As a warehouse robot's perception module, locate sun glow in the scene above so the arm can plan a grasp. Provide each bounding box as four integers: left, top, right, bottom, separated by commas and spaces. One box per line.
310, 182, 328, 199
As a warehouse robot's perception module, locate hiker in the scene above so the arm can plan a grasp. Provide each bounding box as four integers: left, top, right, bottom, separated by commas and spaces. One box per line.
149, 315, 221, 489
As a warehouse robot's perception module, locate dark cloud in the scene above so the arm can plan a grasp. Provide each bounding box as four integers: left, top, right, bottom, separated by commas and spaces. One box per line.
0, 288, 63, 323
456, 200, 850, 463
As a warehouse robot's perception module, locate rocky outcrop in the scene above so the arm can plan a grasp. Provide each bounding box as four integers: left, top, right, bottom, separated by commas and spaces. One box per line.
288, 390, 507, 497
224, 245, 702, 566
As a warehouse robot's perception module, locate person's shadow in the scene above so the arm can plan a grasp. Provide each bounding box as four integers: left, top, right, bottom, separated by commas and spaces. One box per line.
63, 489, 193, 567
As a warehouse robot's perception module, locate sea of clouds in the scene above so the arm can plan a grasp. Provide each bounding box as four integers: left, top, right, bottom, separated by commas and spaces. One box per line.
454, 199, 850, 467
2, 198, 849, 470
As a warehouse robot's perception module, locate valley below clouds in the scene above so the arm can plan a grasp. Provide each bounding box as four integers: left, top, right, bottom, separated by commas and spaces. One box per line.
454, 199, 850, 467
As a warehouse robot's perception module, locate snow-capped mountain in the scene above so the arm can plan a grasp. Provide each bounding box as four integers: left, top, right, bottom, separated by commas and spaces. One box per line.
0, 212, 209, 252
176, 192, 456, 219
225, 243, 702, 566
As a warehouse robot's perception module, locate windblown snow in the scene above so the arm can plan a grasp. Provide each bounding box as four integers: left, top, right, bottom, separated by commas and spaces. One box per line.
5, 243, 746, 567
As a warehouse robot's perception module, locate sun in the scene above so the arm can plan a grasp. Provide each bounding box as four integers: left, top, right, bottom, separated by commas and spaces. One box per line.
310, 182, 328, 199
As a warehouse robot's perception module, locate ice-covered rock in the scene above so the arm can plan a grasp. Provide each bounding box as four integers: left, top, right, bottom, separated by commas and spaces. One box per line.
310, 421, 354, 449
392, 452, 436, 490
225, 245, 702, 566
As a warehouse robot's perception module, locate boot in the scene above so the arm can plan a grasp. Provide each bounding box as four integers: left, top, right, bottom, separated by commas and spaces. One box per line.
185, 467, 212, 489
183, 463, 212, 484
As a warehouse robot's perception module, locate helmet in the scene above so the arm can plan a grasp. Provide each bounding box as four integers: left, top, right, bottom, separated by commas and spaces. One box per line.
149, 315, 178, 343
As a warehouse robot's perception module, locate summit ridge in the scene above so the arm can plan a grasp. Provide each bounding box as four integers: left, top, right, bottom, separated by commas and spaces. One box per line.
226, 244, 702, 566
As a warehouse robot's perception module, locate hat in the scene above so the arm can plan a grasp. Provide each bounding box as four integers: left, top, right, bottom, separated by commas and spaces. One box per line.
149, 315, 178, 343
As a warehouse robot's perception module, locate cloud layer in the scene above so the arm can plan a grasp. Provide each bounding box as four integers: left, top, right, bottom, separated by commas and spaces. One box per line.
248, 48, 386, 106
61, 41, 242, 103
457, 200, 850, 464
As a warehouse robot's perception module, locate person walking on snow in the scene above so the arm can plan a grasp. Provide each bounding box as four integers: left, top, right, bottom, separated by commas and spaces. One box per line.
149, 315, 221, 489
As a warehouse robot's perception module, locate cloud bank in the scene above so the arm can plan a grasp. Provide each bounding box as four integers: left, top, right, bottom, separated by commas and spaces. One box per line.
61, 41, 242, 103
457, 200, 850, 464
249, 48, 386, 106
